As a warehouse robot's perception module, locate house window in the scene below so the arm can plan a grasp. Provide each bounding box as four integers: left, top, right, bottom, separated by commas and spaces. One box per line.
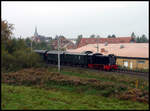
123, 61, 128, 67
130, 62, 133, 69
137, 61, 145, 64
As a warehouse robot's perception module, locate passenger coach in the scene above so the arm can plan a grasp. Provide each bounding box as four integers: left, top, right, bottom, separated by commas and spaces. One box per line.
34, 50, 118, 71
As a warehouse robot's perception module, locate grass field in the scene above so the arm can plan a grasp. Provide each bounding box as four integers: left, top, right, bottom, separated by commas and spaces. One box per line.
2, 84, 149, 110
1, 66, 149, 110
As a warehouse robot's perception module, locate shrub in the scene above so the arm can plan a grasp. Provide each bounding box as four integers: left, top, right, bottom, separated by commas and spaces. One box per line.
2, 68, 148, 103
101, 87, 115, 97
1, 49, 16, 72
1, 48, 44, 72
118, 88, 149, 103
12, 49, 43, 68
116, 83, 128, 92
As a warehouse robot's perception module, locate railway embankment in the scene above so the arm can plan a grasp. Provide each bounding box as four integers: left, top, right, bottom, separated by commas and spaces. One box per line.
2, 67, 149, 107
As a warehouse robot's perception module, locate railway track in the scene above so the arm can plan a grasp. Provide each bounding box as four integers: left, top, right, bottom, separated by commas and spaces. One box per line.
46, 63, 149, 79
111, 69, 149, 77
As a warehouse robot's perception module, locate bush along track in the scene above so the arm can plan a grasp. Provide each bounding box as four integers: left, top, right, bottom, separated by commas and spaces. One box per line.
2, 68, 149, 104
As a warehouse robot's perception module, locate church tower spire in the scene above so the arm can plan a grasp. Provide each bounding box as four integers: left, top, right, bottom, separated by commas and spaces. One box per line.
34, 26, 38, 37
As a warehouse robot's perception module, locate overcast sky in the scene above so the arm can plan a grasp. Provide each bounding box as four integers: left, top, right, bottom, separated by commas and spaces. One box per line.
2, 1, 149, 39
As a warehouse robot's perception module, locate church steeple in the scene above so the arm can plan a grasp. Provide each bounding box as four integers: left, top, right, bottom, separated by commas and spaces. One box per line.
34, 26, 38, 37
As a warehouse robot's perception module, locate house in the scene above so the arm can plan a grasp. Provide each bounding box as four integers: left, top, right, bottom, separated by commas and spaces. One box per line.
67, 43, 149, 70
77, 37, 135, 48
52, 36, 76, 50
116, 56, 149, 70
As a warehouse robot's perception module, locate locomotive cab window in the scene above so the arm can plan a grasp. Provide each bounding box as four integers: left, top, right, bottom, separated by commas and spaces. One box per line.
109, 56, 116, 65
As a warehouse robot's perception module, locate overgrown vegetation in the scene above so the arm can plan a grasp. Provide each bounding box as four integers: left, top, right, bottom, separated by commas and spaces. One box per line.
2, 68, 149, 104
1, 20, 44, 72
2, 84, 148, 110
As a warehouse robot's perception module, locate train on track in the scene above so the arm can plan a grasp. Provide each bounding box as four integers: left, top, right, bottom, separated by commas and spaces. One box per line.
34, 50, 118, 71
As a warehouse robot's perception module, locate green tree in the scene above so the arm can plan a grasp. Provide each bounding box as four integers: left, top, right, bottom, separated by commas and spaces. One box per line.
90, 34, 96, 38
131, 32, 136, 42
1, 20, 45, 72
111, 34, 116, 38
1, 20, 14, 51
76, 34, 83, 46
135, 35, 148, 43
77, 34, 83, 38
131, 32, 136, 38
55, 35, 59, 40
6, 38, 28, 54
1, 20, 14, 43
136, 36, 140, 43
24, 37, 53, 50
107, 35, 111, 38
25, 37, 31, 47
140, 34, 148, 43
40, 41, 47, 49
96, 35, 100, 38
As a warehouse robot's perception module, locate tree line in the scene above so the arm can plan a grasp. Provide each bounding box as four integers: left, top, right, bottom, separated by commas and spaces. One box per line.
131, 32, 148, 43
24, 37, 54, 50
76, 32, 148, 46
1, 20, 45, 72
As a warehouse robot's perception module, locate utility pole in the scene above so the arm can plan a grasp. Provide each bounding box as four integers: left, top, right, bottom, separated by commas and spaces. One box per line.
96, 36, 99, 52
31, 36, 34, 52
31, 39, 32, 52
57, 36, 60, 72
30, 36, 33, 67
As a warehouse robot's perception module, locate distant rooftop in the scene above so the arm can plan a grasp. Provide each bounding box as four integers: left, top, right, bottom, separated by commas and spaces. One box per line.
77, 37, 134, 48
67, 43, 149, 58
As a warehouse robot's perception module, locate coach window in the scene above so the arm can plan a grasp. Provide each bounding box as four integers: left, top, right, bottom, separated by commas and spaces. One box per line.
130, 62, 133, 69
137, 61, 145, 64
79, 56, 80, 60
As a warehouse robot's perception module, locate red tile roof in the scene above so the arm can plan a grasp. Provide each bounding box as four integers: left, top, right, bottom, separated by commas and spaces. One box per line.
77, 37, 134, 48
52, 37, 76, 49
68, 43, 149, 58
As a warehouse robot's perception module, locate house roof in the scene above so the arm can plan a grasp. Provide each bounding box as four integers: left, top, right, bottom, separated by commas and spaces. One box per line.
52, 37, 76, 49
77, 37, 133, 48
68, 43, 149, 58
